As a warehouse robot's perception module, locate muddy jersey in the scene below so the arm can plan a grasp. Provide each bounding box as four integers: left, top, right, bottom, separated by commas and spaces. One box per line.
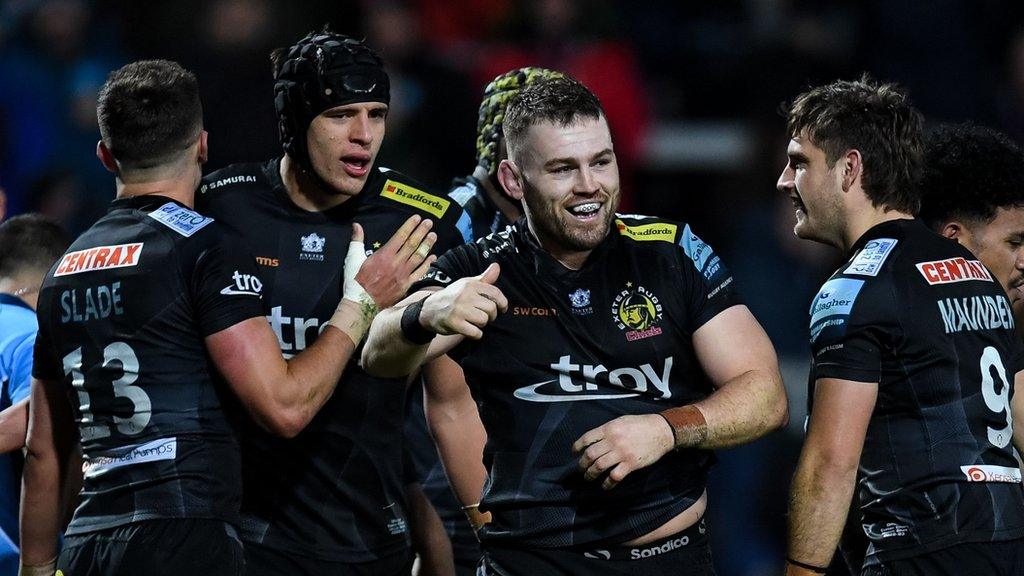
410, 215, 742, 548
32, 195, 264, 535
808, 218, 1024, 565
199, 159, 472, 561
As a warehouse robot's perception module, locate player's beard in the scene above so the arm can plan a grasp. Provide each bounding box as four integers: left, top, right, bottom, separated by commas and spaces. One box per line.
521, 183, 619, 253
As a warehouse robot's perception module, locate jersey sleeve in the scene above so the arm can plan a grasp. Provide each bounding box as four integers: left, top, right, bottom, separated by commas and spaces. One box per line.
31, 291, 62, 381
676, 224, 742, 331
190, 234, 266, 337
8, 333, 36, 402
409, 241, 485, 295
808, 276, 891, 383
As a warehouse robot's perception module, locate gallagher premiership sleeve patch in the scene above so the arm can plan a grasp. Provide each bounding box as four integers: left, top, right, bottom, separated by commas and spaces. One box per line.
148, 203, 214, 237
809, 277, 865, 344
844, 238, 897, 276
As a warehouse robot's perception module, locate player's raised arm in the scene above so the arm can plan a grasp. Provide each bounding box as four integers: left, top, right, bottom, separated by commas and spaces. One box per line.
362, 262, 506, 378
206, 220, 435, 438
0, 398, 27, 454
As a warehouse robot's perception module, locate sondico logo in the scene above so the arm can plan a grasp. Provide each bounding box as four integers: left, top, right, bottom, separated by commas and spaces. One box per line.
513, 355, 673, 402
631, 534, 691, 559
220, 271, 263, 296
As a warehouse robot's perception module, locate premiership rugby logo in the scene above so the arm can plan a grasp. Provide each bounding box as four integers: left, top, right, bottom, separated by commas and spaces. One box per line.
55, 243, 143, 276
613, 282, 663, 341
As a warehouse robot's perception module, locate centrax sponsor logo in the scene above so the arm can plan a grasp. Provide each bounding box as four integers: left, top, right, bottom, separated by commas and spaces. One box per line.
55, 243, 143, 276
916, 257, 992, 285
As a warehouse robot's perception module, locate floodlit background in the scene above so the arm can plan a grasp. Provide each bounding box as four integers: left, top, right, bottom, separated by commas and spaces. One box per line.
3, 1, 1023, 574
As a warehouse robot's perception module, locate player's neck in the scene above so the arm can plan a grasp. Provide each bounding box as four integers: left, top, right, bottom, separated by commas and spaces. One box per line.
114, 178, 197, 209
842, 206, 914, 253
0, 274, 41, 310
527, 221, 592, 270
280, 155, 354, 212
474, 165, 521, 223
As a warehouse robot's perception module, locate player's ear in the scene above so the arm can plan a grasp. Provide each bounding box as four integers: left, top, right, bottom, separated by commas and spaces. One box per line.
840, 149, 862, 193
197, 130, 209, 165
498, 159, 524, 201
941, 221, 966, 241
96, 140, 118, 173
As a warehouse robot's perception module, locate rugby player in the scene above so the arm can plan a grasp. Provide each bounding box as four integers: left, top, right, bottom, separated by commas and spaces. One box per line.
198, 30, 470, 576
405, 66, 567, 575
779, 78, 1024, 576
19, 59, 429, 576
362, 77, 788, 575
0, 215, 67, 574
919, 123, 1024, 327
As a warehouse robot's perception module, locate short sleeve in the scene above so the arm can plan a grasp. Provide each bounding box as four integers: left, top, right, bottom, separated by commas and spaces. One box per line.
31, 294, 62, 381
191, 235, 266, 337
808, 277, 887, 383
7, 334, 36, 402
677, 224, 742, 330
409, 241, 485, 295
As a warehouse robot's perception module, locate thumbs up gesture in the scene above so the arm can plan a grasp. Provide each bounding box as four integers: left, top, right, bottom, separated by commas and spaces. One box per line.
419, 263, 508, 339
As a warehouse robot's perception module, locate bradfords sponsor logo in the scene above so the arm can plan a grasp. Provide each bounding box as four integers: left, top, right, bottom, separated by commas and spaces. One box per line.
917, 257, 993, 285
613, 283, 664, 341
936, 295, 1014, 334
615, 220, 677, 243
55, 243, 143, 277
83, 437, 177, 478
961, 464, 1022, 483
380, 179, 450, 218
513, 355, 673, 402
809, 278, 865, 343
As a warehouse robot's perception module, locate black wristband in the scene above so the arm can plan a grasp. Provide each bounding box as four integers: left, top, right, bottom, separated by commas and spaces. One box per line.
786, 557, 828, 574
400, 299, 435, 345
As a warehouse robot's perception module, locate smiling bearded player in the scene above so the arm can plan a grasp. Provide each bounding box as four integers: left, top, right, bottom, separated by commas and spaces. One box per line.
360, 76, 788, 576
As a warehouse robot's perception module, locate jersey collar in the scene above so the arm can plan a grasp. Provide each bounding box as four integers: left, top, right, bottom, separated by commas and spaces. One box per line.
515, 216, 617, 280
267, 156, 373, 220
0, 293, 33, 312
110, 194, 187, 212
848, 217, 917, 256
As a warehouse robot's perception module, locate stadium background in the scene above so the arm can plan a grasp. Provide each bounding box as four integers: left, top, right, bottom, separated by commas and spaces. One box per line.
2, 1, 1024, 573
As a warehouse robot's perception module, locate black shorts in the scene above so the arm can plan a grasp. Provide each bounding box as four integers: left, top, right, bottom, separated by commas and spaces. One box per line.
861, 538, 1024, 576
57, 518, 243, 576
244, 540, 414, 576
479, 519, 715, 576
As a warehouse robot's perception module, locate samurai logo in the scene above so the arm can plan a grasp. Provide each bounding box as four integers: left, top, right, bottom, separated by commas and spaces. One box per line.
613, 283, 663, 341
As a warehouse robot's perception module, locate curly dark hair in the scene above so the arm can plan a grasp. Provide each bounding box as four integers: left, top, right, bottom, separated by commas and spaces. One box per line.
785, 75, 924, 215
919, 123, 1024, 229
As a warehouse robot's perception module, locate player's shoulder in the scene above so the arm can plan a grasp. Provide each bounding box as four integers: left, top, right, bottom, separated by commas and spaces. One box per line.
199, 160, 276, 198
614, 213, 721, 266
471, 221, 520, 261
368, 166, 466, 223
446, 176, 480, 208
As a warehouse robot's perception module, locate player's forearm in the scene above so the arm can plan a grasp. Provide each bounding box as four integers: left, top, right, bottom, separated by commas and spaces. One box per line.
665, 368, 787, 450
426, 395, 488, 509
786, 447, 858, 571
1011, 381, 1024, 455
20, 449, 63, 565
404, 483, 456, 576
0, 398, 27, 453
363, 303, 431, 378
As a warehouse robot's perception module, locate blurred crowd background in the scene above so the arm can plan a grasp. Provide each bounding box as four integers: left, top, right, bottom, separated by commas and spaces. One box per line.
3, 1, 1024, 574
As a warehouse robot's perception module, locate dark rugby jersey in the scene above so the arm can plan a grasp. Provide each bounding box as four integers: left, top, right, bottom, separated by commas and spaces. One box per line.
447, 176, 513, 240
410, 215, 742, 548
808, 218, 1024, 565
199, 159, 472, 561
32, 195, 264, 535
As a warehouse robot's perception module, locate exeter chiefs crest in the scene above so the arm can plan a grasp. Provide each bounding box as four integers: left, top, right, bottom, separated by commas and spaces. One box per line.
299, 232, 326, 261
612, 283, 663, 341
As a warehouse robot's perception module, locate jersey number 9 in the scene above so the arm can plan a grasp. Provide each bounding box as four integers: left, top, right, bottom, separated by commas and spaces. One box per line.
980, 346, 1013, 449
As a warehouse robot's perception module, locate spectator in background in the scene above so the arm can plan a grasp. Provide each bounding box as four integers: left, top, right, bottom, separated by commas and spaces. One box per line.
0, 214, 68, 576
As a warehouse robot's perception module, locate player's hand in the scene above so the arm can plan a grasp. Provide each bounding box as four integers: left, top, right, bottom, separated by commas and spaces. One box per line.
572, 414, 675, 490
355, 215, 437, 309
419, 263, 507, 339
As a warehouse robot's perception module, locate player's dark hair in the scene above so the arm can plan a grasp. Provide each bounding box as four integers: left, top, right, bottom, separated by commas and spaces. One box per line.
785, 75, 923, 215
96, 60, 203, 170
502, 77, 604, 163
919, 123, 1024, 229
0, 214, 69, 278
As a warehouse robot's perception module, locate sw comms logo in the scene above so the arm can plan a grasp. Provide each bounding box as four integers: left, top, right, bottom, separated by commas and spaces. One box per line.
612, 283, 663, 341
